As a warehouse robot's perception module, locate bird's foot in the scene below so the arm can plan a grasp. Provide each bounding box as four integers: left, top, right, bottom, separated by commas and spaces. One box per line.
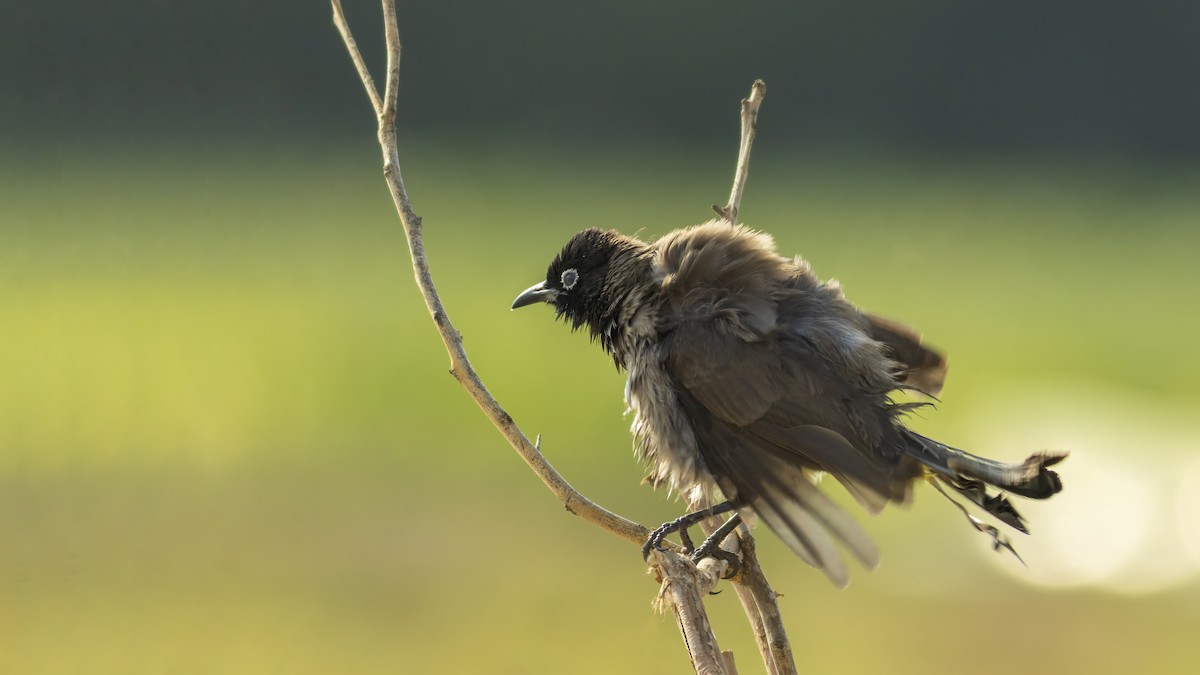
689, 514, 743, 579
641, 501, 738, 561
641, 522, 677, 559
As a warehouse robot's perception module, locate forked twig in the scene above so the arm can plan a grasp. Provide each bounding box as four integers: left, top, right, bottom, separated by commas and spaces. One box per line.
690, 488, 797, 675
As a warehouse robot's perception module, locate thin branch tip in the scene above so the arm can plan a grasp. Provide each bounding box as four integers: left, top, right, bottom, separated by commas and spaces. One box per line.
714, 79, 767, 225
330, 0, 384, 115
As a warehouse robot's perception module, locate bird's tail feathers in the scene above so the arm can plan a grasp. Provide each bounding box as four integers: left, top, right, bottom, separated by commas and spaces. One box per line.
901, 429, 1066, 553
903, 429, 1066, 498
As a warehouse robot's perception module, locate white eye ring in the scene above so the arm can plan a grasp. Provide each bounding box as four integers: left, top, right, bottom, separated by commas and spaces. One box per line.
560, 268, 579, 290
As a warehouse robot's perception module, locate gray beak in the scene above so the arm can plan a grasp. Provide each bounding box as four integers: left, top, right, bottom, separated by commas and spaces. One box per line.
511, 281, 558, 309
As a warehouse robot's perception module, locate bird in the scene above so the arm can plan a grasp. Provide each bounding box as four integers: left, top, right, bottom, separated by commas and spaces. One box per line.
512, 220, 1065, 587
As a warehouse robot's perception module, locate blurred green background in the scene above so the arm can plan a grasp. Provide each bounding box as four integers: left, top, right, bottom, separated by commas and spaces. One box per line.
3, 2, 1199, 674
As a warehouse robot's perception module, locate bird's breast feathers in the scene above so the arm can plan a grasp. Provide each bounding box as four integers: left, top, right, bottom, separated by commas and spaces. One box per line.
625, 347, 712, 495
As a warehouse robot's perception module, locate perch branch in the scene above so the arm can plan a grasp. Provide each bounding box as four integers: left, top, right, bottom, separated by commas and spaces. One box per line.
689, 493, 797, 675
652, 550, 734, 675
330, 0, 650, 548
713, 79, 766, 224
736, 533, 798, 675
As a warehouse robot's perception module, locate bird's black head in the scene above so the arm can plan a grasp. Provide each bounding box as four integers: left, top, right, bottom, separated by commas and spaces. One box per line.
512, 228, 649, 344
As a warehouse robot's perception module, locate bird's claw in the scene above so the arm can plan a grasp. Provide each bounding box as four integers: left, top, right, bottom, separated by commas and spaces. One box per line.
642, 502, 738, 562
690, 543, 742, 579
641, 524, 673, 560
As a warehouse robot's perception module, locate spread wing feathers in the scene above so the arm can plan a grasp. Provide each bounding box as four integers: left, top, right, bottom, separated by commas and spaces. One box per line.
864, 313, 948, 396
664, 320, 897, 585
664, 317, 916, 496
652, 225, 938, 582
695, 411, 882, 588
750, 424, 908, 513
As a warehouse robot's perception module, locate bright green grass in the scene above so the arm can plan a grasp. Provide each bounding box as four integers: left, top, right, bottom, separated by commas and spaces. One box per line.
1, 147, 1198, 673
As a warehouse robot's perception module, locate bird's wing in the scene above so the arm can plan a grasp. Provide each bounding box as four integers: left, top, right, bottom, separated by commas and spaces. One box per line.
662, 317, 890, 586
864, 312, 948, 396
650, 222, 910, 584
663, 314, 904, 496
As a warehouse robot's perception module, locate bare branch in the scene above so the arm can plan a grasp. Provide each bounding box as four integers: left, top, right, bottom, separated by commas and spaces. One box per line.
736, 534, 798, 675
330, 0, 651, 549
689, 494, 797, 675
380, 0, 401, 120
330, 0, 383, 116
652, 550, 731, 675
713, 79, 766, 224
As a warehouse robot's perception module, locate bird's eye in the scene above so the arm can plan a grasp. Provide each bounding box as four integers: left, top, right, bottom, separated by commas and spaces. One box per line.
560, 268, 579, 290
